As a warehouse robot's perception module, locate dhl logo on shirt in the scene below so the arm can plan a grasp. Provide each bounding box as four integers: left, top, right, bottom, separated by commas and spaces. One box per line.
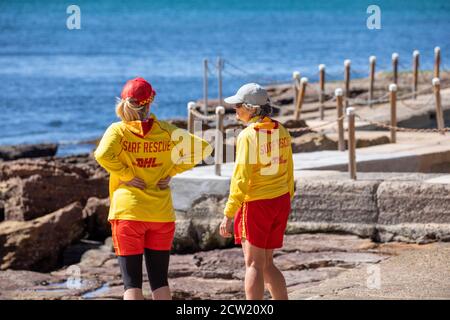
122, 140, 170, 169
135, 157, 163, 168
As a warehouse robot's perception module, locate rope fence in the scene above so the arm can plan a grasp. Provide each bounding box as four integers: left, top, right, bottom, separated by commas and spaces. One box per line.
354, 114, 450, 133
202, 47, 446, 117
197, 48, 447, 177
347, 92, 390, 106
288, 114, 346, 133
188, 106, 217, 121
187, 102, 225, 176
344, 76, 446, 180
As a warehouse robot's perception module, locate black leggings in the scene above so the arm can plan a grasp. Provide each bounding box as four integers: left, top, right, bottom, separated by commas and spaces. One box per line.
118, 249, 170, 291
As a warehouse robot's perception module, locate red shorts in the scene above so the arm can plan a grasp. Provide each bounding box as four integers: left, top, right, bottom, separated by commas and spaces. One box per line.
234, 192, 291, 249
110, 220, 175, 256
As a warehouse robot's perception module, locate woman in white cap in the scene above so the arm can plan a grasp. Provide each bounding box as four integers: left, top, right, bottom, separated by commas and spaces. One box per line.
219, 83, 294, 300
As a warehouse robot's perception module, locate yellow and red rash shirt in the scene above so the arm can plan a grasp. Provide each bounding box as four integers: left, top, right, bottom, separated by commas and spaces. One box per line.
94, 113, 212, 222
224, 116, 294, 218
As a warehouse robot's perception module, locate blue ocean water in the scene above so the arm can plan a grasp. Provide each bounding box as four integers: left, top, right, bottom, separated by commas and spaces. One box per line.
0, 0, 449, 155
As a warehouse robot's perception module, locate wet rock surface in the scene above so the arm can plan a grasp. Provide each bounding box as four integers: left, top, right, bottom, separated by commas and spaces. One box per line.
82, 197, 111, 240
0, 155, 113, 271
0, 144, 58, 161
0, 156, 108, 221
0, 202, 86, 272
0, 234, 391, 300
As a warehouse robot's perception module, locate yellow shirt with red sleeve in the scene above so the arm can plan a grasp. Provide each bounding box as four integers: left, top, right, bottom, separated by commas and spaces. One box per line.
94, 113, 212, 222
224, 116, 294, 218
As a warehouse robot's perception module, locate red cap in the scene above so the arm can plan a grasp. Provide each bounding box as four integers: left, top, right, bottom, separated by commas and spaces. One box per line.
120, 77, 156, 106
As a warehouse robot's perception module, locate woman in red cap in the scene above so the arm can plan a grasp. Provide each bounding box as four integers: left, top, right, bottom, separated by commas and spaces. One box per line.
95, 77, 212, 300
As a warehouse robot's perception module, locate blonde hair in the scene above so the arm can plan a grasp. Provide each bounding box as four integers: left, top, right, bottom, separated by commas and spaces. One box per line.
115, 97, 149, 121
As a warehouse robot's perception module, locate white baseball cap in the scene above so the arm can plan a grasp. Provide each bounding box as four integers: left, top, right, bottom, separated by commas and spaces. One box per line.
224, 83, 270, 106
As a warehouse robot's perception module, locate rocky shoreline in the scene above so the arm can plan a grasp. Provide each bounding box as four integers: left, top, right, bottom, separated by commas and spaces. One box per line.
0, 144, 58, 161
0, 233, 390, 300
4, 232, 446, 300
0, 155, 109, 271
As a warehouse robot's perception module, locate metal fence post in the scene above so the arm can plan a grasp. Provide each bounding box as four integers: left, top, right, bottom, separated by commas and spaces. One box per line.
369, 55, 376, 108
434, 46, 441, 79
392, 53, 399, 85
344, 59, 351, 108
294, 77, 308, 120
319, 64, 326, 120
347, 107, 357, 180
389, 84, 397, 143
215, 106, 225, 175
432, 78, 445, 135
335, 88, 345, 151
217, 57, 223, 106
292, 71, 300, 108
187, 101, 196, 134
203, 59, 209, 114
413, 50, 420, 99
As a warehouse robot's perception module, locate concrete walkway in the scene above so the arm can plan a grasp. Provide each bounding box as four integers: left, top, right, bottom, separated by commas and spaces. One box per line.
182, 87, 450, 178
175, 131, 450, 180
289, 242, 450, 300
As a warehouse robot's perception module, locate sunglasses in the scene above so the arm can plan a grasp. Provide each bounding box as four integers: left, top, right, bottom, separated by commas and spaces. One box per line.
234, 103, 244, 109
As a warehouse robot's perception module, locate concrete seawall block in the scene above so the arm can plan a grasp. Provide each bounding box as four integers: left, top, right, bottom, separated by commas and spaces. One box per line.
292, 179, 380, 224
171, 170, 450, 245
377, 181, 450, 224
171, 176, 230, 212
171, 177, 232, 252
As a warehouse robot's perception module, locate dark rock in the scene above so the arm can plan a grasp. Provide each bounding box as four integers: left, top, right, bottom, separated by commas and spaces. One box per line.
173, 195, 234, 253
62, 239, 104, 267
193, 248, 244, 279
354, 136, 390, 148
0, 202, 85, 272
0, 155, 107, 182
166, 119, 188, 130
0, 200, 4, 222
291, 133, 337, 153
172, 219, 199, 253
283, 119, 309, 129
0, 143, 58, 161
168, 254, 199, 278
78, 245, 116, 269
82, 197, 111, 240
0, 159, 108, 221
